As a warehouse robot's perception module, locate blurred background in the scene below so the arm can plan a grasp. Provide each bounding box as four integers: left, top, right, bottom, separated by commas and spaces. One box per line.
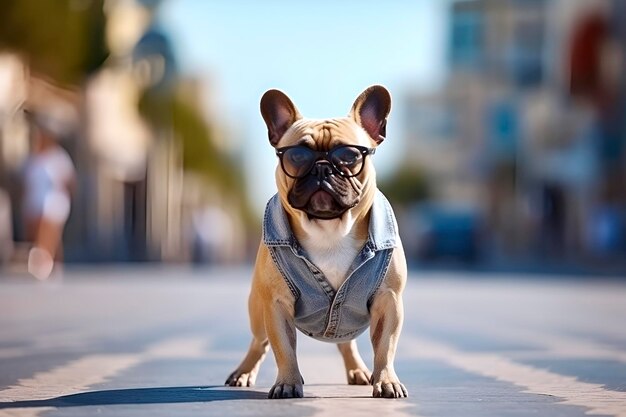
0, 0, 624, 277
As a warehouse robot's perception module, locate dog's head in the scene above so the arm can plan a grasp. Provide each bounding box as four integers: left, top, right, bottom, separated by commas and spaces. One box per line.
261, 85, 391, 235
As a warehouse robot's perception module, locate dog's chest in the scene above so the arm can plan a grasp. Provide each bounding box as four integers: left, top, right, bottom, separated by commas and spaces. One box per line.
301, 237, 360, 291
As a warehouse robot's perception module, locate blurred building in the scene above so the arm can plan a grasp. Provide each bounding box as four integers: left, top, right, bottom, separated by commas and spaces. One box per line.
0, 0, 249, 267
403, 0, 626, 269
82, 0, 249, 263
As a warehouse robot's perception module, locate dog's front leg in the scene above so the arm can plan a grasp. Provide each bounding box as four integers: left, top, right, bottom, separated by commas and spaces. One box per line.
265, 298, 304, 399
370, 287, 408, 398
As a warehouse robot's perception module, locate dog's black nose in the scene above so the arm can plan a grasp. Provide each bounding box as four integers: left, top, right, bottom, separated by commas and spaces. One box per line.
312, 161, 333, 180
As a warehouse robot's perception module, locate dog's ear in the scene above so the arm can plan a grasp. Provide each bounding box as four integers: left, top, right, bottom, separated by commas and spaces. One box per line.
260, 89, 302, 147
349, 85, 391, 145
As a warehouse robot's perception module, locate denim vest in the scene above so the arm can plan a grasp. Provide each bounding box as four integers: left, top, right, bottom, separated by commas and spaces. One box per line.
263, 190, 399, 343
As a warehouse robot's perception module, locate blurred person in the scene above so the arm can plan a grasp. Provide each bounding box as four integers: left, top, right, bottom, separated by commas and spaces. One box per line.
190, 205, 235, 264
21, 112, 75, 280
0, 188, 13, 264
540, 183, 566, 258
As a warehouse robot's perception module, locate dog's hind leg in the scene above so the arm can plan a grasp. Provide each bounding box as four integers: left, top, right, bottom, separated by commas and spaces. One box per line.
225, 288, 269, 387
337, 340, 372, 385
225, 337, 268, 387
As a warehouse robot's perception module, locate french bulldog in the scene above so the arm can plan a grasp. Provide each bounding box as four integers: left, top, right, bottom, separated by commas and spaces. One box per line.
226, 85, 407, 399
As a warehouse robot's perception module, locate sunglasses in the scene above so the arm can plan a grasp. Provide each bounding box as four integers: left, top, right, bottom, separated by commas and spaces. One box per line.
275, 145, 376, 179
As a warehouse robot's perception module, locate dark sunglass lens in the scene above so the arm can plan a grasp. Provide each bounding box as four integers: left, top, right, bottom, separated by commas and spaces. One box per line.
331, 146, 364, 176
283, 147, 314, 177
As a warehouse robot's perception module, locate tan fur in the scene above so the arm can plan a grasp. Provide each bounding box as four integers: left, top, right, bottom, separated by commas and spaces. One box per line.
226, 86, 407, 399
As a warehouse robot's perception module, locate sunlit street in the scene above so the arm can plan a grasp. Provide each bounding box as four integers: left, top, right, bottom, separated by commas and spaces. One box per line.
1, 267, 624, 417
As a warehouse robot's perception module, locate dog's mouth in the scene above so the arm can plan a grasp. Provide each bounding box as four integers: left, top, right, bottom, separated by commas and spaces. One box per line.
304, 190, 348, 220
289, 188, 353, 220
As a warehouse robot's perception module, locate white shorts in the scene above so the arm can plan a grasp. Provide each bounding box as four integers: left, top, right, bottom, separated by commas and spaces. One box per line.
41, 191, 71, 224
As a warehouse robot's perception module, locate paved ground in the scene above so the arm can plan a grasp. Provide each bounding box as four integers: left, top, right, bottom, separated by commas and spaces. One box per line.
0, 265, 625, 417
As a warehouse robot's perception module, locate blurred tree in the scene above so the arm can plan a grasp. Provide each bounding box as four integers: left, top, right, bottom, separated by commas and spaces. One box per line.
0, 0, 108, 85
138, 90, 240, 189
138, 88, 257, 228
379, 165, 430, 206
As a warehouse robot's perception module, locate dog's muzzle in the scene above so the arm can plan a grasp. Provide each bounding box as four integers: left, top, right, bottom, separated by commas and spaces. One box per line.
288, 161, 362, 220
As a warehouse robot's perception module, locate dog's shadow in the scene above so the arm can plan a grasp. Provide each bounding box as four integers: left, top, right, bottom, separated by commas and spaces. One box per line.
0, 386, 267, 409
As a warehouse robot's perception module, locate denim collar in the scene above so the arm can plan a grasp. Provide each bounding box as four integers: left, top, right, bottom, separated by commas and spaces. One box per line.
263, 190, 398, 251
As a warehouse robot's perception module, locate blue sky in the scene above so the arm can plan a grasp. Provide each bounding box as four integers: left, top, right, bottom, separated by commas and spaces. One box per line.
158, 0, 450, 212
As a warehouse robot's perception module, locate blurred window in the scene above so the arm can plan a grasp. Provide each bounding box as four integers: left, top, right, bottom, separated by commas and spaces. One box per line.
509, 9, 545, 86
450, 4, 484, 69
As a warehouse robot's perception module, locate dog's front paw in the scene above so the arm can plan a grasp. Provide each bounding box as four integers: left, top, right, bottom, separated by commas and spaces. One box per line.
225, 369, 257, 387
268, 382, 303, 399
371, 369, 408, 398
372, 380, 407, 398
347, 367, 372, 385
